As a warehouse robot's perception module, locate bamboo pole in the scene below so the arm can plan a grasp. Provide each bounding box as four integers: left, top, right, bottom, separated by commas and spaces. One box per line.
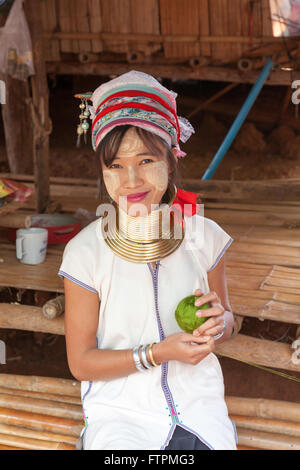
237, 445, 260, 450
215, 334, 300, 372
0, 375, 80, 397
0, 173, 97, 186
42, 295, 65, 319
231, 415, 300, 437
0, 213, 32, 229
0, 394, 82, 420
0, 304, 65, 335
0, 407, 83, 437
46, 62, 300, 87
228, 250, 300, 269
25, 181, 97, 197
205, 201, 300, 214
228, 295, 300, 324
0, 444, 26, 450
227, 230, 300, 249
3, 174, 291, 198
0, 423, 77, 445
10, 177, 300, 204
0, 432, 75, 450
42, 31, 293, 43
226, 397, 300, 423
182, 179, 300, 202
236, 428, 300, 450
204, 208, 300, 227
0, 387, 81, 405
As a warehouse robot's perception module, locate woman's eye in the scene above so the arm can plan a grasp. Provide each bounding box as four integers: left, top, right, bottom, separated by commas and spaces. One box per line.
108, 159, 153, 169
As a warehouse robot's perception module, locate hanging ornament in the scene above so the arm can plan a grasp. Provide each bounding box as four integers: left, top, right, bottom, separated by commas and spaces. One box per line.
76, 124, 84, 148
81, 120, 90, 145
74, 93, 92, 147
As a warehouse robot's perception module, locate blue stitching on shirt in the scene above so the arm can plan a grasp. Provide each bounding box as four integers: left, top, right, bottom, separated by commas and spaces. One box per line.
207, 237, 234, 272
148, 261, 215, 451
230, 418, 239, 445
58, 270, 98, 294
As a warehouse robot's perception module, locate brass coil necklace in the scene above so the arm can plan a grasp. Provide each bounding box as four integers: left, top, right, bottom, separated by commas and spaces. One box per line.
101, 184, 185, 263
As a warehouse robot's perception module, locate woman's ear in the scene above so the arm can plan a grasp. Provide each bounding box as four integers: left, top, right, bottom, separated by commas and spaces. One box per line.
167, 147, 178, 175
171, 147, 178, 164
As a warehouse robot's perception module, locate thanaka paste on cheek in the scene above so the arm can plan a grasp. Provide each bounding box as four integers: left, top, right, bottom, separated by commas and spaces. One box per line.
142, 161, 169, 191
103, 170, 120, 200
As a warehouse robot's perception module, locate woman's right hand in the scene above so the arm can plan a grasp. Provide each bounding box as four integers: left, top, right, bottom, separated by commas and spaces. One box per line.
152, 332, 215, 366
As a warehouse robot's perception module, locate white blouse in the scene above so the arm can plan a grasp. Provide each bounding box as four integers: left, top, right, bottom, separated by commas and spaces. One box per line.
58, 213, 238, 450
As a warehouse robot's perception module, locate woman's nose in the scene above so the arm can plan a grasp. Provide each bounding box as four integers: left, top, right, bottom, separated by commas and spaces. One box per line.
125, 166, 144, 188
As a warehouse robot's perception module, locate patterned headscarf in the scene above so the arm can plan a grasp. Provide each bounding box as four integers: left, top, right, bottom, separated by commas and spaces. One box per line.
89, 70, 195, 158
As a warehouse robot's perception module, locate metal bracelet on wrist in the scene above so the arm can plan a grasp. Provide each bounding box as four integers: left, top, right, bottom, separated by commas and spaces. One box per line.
140, 344, 153, 369
213, 319, 226, 341
132, 346, 147, 372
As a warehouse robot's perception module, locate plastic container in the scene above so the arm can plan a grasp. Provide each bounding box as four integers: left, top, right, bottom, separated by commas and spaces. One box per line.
8, 214, 81, 245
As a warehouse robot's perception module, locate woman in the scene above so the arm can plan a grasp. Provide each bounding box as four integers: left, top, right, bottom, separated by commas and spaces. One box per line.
58, 71, 241, 450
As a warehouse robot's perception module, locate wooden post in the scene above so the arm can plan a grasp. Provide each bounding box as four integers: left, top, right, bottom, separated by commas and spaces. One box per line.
0, 73, 33, 174
24, 0, 51, 213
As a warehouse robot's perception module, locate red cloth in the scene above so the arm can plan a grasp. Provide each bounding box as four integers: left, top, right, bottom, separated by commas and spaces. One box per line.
171, 188, 203, 220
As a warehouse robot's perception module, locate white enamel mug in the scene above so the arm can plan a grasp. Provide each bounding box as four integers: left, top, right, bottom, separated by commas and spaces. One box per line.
16, 228, 48, 265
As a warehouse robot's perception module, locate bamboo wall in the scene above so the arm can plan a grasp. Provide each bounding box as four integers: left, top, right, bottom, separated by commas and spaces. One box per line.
37, 0, 275, 63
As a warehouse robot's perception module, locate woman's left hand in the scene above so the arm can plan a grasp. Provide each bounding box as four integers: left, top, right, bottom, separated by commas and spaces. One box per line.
192, 289, 225, 338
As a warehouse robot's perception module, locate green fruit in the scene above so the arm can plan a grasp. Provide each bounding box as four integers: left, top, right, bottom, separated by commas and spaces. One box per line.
175, 294, 210, 334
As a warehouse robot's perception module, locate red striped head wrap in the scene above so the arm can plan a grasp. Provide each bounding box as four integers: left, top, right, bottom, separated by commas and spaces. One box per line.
89, 70, 195, 158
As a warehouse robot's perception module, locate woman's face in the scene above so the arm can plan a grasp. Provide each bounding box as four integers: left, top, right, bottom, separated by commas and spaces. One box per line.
101, 127, 175, 215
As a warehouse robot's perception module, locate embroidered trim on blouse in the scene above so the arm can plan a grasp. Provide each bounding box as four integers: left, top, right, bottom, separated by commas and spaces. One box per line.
58, 270, 98, 295
207, 238, 234, 272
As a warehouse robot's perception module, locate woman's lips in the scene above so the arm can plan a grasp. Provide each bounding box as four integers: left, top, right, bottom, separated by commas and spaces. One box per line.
126, 191, 149, 202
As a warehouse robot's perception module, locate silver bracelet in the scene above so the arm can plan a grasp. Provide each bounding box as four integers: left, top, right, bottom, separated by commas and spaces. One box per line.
213, 319, 226, 341
140, 345, 153, 369
132, 346, 147, 372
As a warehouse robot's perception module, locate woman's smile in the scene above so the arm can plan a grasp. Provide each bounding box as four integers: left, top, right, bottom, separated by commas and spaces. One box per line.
126, 191, 150, 202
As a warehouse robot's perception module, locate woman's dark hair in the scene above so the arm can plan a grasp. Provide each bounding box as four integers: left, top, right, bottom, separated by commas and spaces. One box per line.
95, 125, 181, 203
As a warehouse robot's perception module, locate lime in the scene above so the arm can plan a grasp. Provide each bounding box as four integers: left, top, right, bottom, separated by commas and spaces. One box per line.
175, 294, 210, 334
